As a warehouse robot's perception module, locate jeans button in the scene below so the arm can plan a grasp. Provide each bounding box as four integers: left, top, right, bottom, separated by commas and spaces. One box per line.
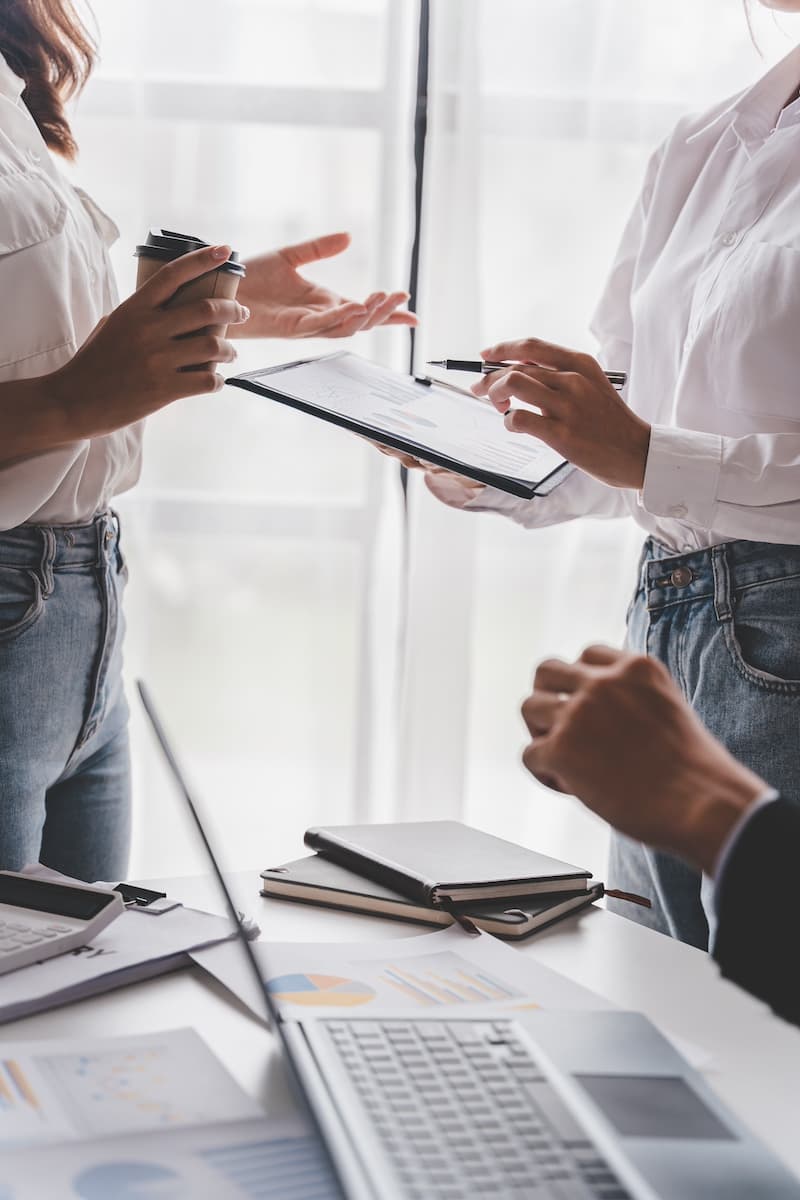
670, 567, 693, 587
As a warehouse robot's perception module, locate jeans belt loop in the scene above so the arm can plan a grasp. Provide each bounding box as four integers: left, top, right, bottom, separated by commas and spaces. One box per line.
712, 543, 733, 623
96, 511, 114, 567
39, 527, 56, 597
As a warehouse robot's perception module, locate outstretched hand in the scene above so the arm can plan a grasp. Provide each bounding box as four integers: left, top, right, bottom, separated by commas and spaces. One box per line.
233, 232, 417, 340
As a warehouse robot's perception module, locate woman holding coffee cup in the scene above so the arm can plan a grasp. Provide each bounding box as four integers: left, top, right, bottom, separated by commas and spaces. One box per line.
0, 1, 415, 882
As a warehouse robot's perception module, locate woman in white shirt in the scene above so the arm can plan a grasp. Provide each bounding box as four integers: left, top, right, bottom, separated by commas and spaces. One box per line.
0, 1, 414, 882
395, 4, 800, 950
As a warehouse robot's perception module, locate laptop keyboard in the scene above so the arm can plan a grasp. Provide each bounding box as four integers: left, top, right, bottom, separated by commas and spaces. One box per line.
321, 1018, 632, 1200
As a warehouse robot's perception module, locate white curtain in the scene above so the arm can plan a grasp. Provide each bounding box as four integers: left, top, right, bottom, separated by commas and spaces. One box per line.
403, 0, 800, 881
70, 0, 417, 874
68, 0, 798, 880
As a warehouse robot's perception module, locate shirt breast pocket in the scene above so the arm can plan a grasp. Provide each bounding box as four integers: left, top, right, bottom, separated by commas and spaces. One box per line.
709, 240, 800, 424
0, 167, 69, 371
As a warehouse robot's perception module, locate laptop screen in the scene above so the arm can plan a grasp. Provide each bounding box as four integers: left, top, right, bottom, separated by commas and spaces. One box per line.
136, 679, 345, 1199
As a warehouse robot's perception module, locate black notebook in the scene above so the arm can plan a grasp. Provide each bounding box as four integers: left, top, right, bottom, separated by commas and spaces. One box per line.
260, 854, 603, 941
303, 820, 591, 907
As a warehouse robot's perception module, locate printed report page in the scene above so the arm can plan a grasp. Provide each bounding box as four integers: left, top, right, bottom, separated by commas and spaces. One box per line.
246, 353, 566, 486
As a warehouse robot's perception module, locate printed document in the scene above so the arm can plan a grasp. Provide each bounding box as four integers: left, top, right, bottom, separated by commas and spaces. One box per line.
192, 924, 612, 1022
0, 1029, 337, 1199
230, 353, 568, 495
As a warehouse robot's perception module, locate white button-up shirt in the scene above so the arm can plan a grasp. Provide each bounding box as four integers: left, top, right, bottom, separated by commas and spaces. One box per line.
471, 43, 800, 551
0, 51, 142, 530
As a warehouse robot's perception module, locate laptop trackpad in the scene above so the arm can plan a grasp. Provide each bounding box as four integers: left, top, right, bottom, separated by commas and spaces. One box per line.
574, 1075, 737, 1141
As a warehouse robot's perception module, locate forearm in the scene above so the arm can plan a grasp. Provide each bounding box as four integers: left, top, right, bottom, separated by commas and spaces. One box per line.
0, 374, 75, 467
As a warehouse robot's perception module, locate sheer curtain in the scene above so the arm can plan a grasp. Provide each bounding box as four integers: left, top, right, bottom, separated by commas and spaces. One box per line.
66, 1, 797, 880
69, 0, 417, 875
403, 0, 800, 880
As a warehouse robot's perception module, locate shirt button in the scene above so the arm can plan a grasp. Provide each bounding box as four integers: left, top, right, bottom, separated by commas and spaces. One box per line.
720, 231, 738, 247
670, 504, 688, 518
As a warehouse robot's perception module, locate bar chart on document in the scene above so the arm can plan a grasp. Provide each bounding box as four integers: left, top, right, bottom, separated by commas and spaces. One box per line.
267, 949, 523, 1009
374, 950, 523, 1006
0, 1030, 338, 1200
0, 1042, 227, 1143
196, 927, 610, 1022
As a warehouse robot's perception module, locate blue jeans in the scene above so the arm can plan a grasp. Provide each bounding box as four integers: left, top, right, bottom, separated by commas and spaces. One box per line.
607, 538, 800, 950
0, 512, 130, 882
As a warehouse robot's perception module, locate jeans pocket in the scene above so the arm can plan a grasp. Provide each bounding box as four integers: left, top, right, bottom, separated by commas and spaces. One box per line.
0, 565, 44, 642
115, 544, 129, 584
724, 573, 800, 691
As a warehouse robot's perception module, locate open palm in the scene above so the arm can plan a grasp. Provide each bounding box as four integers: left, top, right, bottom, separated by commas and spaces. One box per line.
233, 231, 417, 339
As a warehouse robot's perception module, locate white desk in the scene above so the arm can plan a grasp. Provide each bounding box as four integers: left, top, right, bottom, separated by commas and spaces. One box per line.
2, 870, 799, 1181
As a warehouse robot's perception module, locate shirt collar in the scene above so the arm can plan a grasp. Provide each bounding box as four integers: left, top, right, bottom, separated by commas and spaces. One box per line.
687, 41, 800, 150
0, 50, 25, 103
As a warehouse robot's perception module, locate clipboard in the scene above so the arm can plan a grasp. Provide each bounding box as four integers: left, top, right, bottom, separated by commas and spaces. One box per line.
227, 351, 573, 499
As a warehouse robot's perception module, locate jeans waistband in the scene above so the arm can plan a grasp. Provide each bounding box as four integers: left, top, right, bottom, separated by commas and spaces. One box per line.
639, 537, 800, 616
0, 511, 120, 572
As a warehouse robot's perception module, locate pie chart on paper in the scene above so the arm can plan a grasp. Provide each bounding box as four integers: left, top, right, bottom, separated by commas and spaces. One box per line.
267, 973, 375, 1007
72, 1161, 182, 1199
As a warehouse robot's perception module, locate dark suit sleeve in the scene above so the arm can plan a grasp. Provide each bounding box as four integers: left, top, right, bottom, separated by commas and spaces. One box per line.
714, 797, 800, 1026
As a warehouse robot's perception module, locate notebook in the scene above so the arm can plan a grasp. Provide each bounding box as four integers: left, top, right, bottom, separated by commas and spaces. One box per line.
260, 853, 603, 940
303, 820, 592, 906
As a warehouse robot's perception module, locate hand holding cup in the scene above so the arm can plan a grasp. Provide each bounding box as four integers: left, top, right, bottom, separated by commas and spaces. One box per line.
50, 243, 250, 440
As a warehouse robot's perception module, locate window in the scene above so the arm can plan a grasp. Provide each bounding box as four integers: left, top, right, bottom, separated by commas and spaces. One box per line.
70, 0, 797, 879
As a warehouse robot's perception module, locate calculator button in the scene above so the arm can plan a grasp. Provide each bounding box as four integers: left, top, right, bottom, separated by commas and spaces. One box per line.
45, 924, 71, 933
37, 929, 58, 938
0, 939, 22, 951
14, 933, 44, 945
5, 922, 27, 932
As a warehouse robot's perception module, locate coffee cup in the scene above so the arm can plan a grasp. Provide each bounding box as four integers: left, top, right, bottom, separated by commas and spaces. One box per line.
134, 229, 246, 337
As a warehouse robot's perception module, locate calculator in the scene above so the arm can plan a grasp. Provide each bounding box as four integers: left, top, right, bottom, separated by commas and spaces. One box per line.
0, 871, 125, 976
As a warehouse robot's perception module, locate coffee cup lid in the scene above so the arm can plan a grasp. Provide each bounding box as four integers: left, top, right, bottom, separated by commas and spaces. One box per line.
134, 228, 245, 276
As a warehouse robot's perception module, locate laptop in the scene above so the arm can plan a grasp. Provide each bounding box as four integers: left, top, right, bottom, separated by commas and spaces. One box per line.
137, 680, 799, 1200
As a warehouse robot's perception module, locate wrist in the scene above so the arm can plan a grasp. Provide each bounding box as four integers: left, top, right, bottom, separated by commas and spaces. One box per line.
44, 366, 84, 444
625, 418, 651, 490
673, 769, 766, 874
18, 373, 77, 451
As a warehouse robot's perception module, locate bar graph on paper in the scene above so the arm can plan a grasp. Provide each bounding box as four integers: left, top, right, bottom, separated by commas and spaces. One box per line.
362, 951, 524, 1008
267, 950, 524, 1011
0, 1059, 42, 1117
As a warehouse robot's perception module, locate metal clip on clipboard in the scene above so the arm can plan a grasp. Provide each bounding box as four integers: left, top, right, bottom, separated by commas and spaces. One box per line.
113, 882, 261, 936
113, 882, 167, 907
112, 882, 183, 915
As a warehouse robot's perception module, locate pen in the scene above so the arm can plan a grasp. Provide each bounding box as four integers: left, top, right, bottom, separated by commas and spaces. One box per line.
414, 374, 493, 405
428, 359, 627, 389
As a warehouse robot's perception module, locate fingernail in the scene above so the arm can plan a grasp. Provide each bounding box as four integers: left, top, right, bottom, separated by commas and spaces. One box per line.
211, 244, 231, 260
240, 305, 250, 320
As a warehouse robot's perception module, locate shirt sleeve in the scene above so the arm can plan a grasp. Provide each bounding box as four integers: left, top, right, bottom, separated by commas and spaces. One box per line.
463, 467, 628, 528
713, 788, 780, 902
466, 143, 668, 531
642, 427, 800, 542
712, 796, 800, 1025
